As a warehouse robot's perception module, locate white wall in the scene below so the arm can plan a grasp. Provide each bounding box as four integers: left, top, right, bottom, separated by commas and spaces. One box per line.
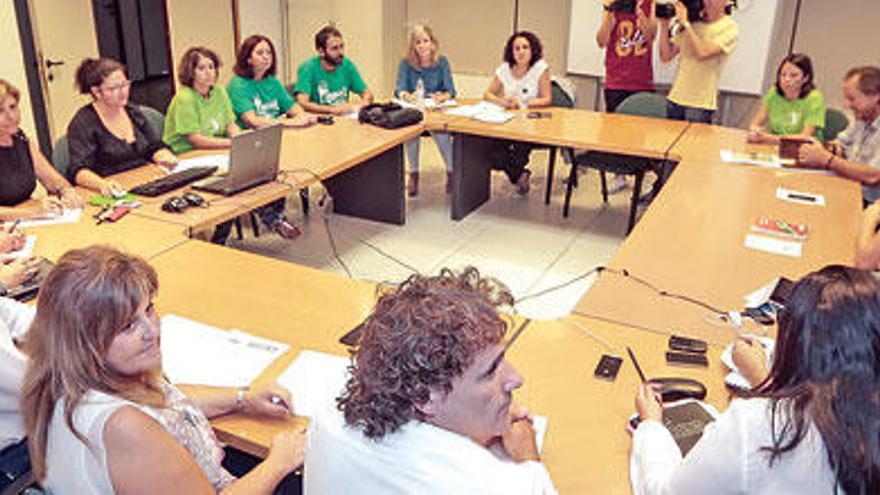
0, 2, 36, 137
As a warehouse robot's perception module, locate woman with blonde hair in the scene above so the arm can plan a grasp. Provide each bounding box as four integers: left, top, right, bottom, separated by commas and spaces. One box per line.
0, 79, 80, 220
21, 245, 305, 493
395, 24, 456, 196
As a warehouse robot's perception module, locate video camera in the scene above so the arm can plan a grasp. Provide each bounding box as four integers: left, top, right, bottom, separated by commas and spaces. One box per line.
655, 0, 704, 22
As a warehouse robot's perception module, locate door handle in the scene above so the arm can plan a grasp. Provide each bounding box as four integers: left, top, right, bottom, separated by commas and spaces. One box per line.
45, 59, 65, 69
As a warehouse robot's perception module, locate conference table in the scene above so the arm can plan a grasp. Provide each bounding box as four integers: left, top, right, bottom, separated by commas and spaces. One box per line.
15, 104, 863, 494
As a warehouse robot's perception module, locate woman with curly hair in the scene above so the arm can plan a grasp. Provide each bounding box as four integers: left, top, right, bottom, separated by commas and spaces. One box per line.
305, 267, 557, 494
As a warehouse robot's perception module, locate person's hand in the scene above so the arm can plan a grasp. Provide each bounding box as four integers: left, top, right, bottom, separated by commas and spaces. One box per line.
0, 229, 26, 253
430, 92, 448, 104
0, 256, 40, 290
243, 383, 293, 418
99, 179, 125, 198
798, 139, 834, 168
732, 337, 769, 387
334, 103, 358, 116
59, 187, 82, 209
400, 91, 415, 102
501, 410, 540, 462
746, 127, 770, 144
283, 113, 318, 128
635, 383, 663, 423
264, 426, 307, 473
501, 96, 519, 110
152, 149, 178, 170
38, 197, 64, 218
673, 1, 690, 26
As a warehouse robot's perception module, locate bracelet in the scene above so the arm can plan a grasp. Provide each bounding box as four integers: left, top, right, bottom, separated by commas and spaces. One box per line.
824, 153, 835, 170
235, 387, 248, 413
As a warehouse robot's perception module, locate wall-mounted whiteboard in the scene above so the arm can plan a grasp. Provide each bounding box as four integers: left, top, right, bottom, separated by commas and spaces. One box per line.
566, 0, 782, 96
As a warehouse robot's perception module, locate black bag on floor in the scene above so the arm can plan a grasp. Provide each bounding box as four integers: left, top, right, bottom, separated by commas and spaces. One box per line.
358, 103, 423, 129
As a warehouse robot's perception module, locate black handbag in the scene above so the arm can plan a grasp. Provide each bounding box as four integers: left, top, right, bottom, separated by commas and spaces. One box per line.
358, 103, 423, 129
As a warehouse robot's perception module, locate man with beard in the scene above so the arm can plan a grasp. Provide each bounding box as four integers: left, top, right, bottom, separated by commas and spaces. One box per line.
294, 25, 373, 115
304, 267, 557, 494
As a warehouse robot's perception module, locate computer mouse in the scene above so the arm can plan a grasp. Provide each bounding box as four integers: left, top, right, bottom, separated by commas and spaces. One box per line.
182, 192, 205, 207
161, 196, 189, 213
648, 377, 707, 402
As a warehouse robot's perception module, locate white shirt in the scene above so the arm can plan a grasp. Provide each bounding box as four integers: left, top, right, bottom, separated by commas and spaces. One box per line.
0, 298, 31, 450
495, 59, 549, 106
305, 405, 557, 495
630, 398, 842, 495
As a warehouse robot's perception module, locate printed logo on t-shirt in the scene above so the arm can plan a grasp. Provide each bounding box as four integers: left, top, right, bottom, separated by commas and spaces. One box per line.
615, 21, 649, 58
317, 81, 349, 106
253, 96, 280, 118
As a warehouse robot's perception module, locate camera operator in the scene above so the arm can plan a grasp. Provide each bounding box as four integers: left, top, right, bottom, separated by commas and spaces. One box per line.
597, 0, 657, 193
658, 0, 738, 123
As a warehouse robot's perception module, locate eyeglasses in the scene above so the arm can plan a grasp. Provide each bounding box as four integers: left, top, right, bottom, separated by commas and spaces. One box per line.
101, 80, 131, 93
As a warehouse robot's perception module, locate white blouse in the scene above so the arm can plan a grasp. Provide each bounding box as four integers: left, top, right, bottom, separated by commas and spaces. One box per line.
631, 398, 843, 495
0, 297, 31, 450
495, 59, 549, 105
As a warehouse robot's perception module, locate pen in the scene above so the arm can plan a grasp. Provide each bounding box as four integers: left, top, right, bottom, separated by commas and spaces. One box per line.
7, 220, 20, 233
626, 346, 648, 383
270, 394, 291, 413
775, 219, 798, 236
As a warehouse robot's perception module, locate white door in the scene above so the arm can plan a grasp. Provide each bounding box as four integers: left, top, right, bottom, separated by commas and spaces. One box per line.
28, 0, 99, 143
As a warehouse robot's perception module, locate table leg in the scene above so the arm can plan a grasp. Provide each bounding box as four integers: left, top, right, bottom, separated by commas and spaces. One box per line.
451, 133, 495, 221
324, 143, 405, 225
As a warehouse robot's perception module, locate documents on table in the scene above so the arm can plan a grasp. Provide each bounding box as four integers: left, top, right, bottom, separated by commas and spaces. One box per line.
444, 101, 514, 124
0, 235, 36, 261
16, 209, 82, 228
173, 154, 229, 174
744, 233, 802, 258
276, 350, 351, 417
776, 186, 825, 206
161, 314, 289, 388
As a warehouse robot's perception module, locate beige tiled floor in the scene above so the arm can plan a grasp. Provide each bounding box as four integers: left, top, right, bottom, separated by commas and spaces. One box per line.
230, 137, 651, 319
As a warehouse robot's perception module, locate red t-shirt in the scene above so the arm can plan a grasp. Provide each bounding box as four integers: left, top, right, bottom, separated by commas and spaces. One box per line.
604, 2, 654, 91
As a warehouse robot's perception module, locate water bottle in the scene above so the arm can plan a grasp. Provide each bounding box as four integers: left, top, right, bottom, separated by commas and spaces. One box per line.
415, 78, 425, 102
519, 87, 529, 109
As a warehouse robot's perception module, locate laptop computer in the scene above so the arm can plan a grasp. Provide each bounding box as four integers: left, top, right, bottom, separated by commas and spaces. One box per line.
193, 123, 283, 195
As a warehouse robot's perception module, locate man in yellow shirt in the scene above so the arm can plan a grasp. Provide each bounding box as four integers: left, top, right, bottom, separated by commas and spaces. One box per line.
659, 0, 738, 123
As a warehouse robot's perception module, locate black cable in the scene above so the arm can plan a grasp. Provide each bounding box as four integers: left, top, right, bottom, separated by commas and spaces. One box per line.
355, 238, 421, 274
600, 267, 728, 316
323, 214, 352, 278
514, 266, 604, 305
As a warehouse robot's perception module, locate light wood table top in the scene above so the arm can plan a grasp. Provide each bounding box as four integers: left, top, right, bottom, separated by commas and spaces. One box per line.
429, 106, 689, 160
509, 315, 730, 494
150, 240, 377, 455
575, 125, 861, 343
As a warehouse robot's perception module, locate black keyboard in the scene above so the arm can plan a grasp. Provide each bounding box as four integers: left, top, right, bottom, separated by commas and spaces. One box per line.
129, 166, 218, 197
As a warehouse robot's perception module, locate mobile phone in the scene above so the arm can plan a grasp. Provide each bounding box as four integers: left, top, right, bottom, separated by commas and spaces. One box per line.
317, 115, 334, 125
526, 111, 551, 119
742, 307, 775, 326
666, 351, 708, 367
668, 335, 707, 354
593, 354, 623, 381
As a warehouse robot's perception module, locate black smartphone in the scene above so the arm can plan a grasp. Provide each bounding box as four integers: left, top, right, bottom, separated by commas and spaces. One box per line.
742, 307, 775, 326
668, 335, 707, 354
317, 115, 334, 125
666, 351, 708, 367
594, 354, 623, 381
526, 111, 551, 119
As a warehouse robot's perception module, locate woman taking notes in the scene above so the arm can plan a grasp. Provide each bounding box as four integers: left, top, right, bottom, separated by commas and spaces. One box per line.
631, 265, 880, 494
67, 58, 177, 197
483, 31, 551, 195
0, 79, 80, 220
748, 53, 826, 144
22, 246, 305, 493
395, 24, 456, 196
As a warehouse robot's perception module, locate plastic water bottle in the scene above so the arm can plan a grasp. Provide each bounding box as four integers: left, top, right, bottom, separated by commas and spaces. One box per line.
415, 78, 425, 102
518, 87, 529, 109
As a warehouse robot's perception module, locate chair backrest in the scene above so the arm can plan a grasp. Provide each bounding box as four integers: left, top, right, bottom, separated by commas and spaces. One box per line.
551, 77, 575, 108
52, 135, 70, 179
138, 105, 165, 137
285, 82, 297, 97
824, 107, 849, 142
616, 92, 667, 119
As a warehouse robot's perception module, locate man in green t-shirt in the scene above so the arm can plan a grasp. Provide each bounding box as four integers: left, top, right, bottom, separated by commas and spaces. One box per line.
294, 26, 374, 115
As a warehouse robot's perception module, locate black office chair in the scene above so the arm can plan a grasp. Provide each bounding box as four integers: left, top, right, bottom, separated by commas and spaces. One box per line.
563, 92, 667, 234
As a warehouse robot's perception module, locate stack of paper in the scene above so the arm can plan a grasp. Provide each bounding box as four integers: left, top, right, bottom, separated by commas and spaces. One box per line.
444, 101, 514, 124
275, 350, 351, 417
161, 314, 289, 388
17, 209, 82, 228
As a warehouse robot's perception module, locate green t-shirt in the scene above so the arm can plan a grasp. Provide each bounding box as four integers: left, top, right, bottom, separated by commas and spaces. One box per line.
294, 56, 367, 106
763, 88, 826, 139
226, 75, 295, 128
163, 86, 236, 154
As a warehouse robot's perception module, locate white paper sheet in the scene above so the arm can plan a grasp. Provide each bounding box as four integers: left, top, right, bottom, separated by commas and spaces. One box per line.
275, 350, 351, 417
776, 186, 826, 206
443, 101, 513, 123
16, 209, 82, 228
744, 233, 802, 258
160, 314, 289, 388
173, 154, 229, 174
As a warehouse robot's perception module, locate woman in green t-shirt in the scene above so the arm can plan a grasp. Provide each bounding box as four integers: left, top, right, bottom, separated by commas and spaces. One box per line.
164, 46, 242, 154
748, 53, 826, 144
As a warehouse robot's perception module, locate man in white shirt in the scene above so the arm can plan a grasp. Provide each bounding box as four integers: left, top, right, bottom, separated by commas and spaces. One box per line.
304, 268, 557, 494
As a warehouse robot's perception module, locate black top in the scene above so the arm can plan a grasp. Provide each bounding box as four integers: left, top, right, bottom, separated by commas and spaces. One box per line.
66, 103, 167, 182
0, 130, 37, 206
